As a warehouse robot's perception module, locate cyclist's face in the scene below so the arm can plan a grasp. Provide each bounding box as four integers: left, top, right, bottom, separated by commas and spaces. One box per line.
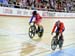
57, 21, 60, 27
33, 14, 36, 16
58, 22, 60, 24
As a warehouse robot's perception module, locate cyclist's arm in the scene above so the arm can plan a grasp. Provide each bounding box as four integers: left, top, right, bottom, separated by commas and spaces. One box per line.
29, 15, 34, 23
52, 23, 56, 33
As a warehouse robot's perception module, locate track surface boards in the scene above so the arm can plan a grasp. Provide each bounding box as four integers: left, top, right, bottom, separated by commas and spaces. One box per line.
0, 16, 75, 56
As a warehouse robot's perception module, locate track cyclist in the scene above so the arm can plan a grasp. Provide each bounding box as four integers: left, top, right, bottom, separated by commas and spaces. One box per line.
51, 20, 65, 49
29, 11, 42, 32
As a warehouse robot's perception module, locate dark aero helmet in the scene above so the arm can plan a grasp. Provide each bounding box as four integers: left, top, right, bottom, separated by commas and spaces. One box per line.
32, 11, 37, 15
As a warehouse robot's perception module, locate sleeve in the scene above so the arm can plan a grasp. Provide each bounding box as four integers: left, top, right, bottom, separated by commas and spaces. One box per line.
37, 14, 42, 19
29, 15, 34, 23
52, 23, 56, 33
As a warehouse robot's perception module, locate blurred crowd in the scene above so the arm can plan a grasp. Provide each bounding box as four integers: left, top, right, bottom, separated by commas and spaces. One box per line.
0, 0, 75, 12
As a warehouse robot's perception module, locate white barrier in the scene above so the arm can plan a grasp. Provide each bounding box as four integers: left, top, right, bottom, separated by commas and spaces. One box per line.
0, 7, 42, 16
0, 7, 75, 17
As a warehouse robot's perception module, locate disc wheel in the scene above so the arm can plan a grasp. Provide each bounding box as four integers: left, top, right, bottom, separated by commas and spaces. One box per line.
59, 39, 63, 49
38, 26, 44, 38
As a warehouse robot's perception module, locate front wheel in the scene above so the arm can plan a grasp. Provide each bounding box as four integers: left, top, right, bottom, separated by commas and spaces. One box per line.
29, 25, 36, 38
51, 36, 58, 50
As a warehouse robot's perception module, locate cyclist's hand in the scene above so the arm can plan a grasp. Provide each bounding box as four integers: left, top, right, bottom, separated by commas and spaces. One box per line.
29, 22, 30, 25
51, 32, 53, 35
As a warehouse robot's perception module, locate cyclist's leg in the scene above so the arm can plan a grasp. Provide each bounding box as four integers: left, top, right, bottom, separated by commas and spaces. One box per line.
55, 29, 59, 39
55, 28, 60, 44
35, 20, 42, 32
34, 21, 39, 33
61, 28, 64, 41
59, 33, 64, 41
55, 32, 59, 44
59, 33, 64, 50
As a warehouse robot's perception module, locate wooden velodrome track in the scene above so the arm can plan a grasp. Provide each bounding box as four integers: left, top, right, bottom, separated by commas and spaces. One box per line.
0, 16, 75, 56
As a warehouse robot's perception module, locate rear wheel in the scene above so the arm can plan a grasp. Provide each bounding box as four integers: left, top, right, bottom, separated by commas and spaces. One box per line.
59, 39, 63, 49
38, 26, 44, 38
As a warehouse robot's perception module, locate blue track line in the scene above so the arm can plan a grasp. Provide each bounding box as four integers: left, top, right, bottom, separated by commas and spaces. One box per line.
47, 47, 75, 56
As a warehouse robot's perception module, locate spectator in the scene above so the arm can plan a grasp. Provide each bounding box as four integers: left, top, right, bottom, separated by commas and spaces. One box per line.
31, 2, 35, 10
0, 0, 74, 12
26, 0, 31, 6
11, 0, 16, 3
62, 1, 67, 12
0, 0, 3, 4
14, 0, 22, 8
7, 0, 14, 7
35, 4, 40, 10
66, 1, 72, 12
37, 0, 41, 3
49, 0, 55, 9
55, 1, 63, 12
8, 0, 13, 4
2, 0, 9, 7
21, 0, 27, 8
46, 3, 50, 11
0, 0, 3, 6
